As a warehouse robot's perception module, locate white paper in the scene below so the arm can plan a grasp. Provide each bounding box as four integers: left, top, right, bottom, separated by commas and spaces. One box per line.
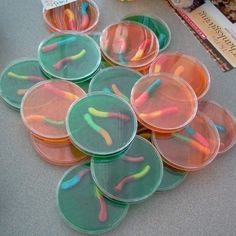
41, 0, 76, 10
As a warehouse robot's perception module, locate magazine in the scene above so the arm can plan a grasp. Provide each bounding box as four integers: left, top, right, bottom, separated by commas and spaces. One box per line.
168, 0, 236, 72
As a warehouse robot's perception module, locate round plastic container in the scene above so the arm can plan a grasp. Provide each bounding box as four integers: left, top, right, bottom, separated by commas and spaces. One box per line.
152, 112, 220, 171
43, 0, 100, 33
157, 164, 187, 191
130, 73, 198, 133
122, 15, 171, 52
149, 52, 210, 99
57, 162, 129, 234
100, 21, 159, 70
89, 66, 142, 102
199, 100, 236, 154
38, 33, 101, 82
21, 80, 86, 142
31, 134, 89, 166
66, 92, 137, 157
91, 136, 163, 203
0, 59, 47, 110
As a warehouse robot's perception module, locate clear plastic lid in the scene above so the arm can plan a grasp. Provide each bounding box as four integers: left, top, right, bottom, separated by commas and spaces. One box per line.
38, 33, 101, 82
0, 59, 47, 110
89, 66, 142, 102
152, 112, 220, 171
43, 0, 100, 33
31, 134, 89, 166
199, 100, 236, 154
149, 52, 210, 99
91, 136, 163, 203
21, 80, 86, 140
57, 162, 129, 234
100, 21, 159, 69
66, 92, 137, 156
130, 73, 198, 133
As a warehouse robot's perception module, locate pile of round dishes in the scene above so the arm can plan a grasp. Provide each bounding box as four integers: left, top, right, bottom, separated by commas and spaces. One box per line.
0, 3, 236, 234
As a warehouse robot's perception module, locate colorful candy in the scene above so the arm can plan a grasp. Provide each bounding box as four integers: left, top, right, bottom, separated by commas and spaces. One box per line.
61, 168, 90, 190
172, 133, 210, 155
214, 123, 225, 133
139, 106, 178, 119
131, 39, 152, 61
26, 115, 65, 127
115, 165, 151, 192
94, 186, 108, 222
44, 83, 79, 101
53, 49, 86, 70
83, 113, 112, 146
79, 2, 89, 30
64, 9, 76, 30
8, 72, 44, 81
122, 156, 145, 162
134, 79, 161, 107
41, 36, 77, 53
111, 84, 129, 101
17, 88, 28, 96
185, 126, 209, 147
88, 107, 130, 121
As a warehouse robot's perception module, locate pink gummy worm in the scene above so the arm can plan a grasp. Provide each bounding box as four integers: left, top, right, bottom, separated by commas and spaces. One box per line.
139, 38, 152, 51
98, 196, 107, 222
41, 43, 57, 53
133, 92, 149, 108
80, 14, 89, 30
53, 57, 71, 70
194, 132, 209, 148
79, 168, 90, 177
44, 83, 65, 97
115, 175, 134, 192
68, 20, 76, 30
160, 106, 178, 116
123, 156, 144, 163
27, 75, 44, 81
108, 112, 130, 121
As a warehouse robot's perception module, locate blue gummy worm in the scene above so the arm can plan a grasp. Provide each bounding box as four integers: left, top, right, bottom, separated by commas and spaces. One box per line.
146, 79, 161, 94
118, 53, 126, 64
61, 175, 80, 190
185, 126, 195, 135
103, 88, 112, 94
214, 123, 225, 133
81, 2, 89, 15
58, 37, 77, 46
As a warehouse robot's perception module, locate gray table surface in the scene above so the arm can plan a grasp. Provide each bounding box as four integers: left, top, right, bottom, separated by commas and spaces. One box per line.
0, 0, 236, 235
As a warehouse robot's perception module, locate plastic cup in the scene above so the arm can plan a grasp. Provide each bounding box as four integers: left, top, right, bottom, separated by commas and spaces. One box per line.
43, 0, 99, 33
